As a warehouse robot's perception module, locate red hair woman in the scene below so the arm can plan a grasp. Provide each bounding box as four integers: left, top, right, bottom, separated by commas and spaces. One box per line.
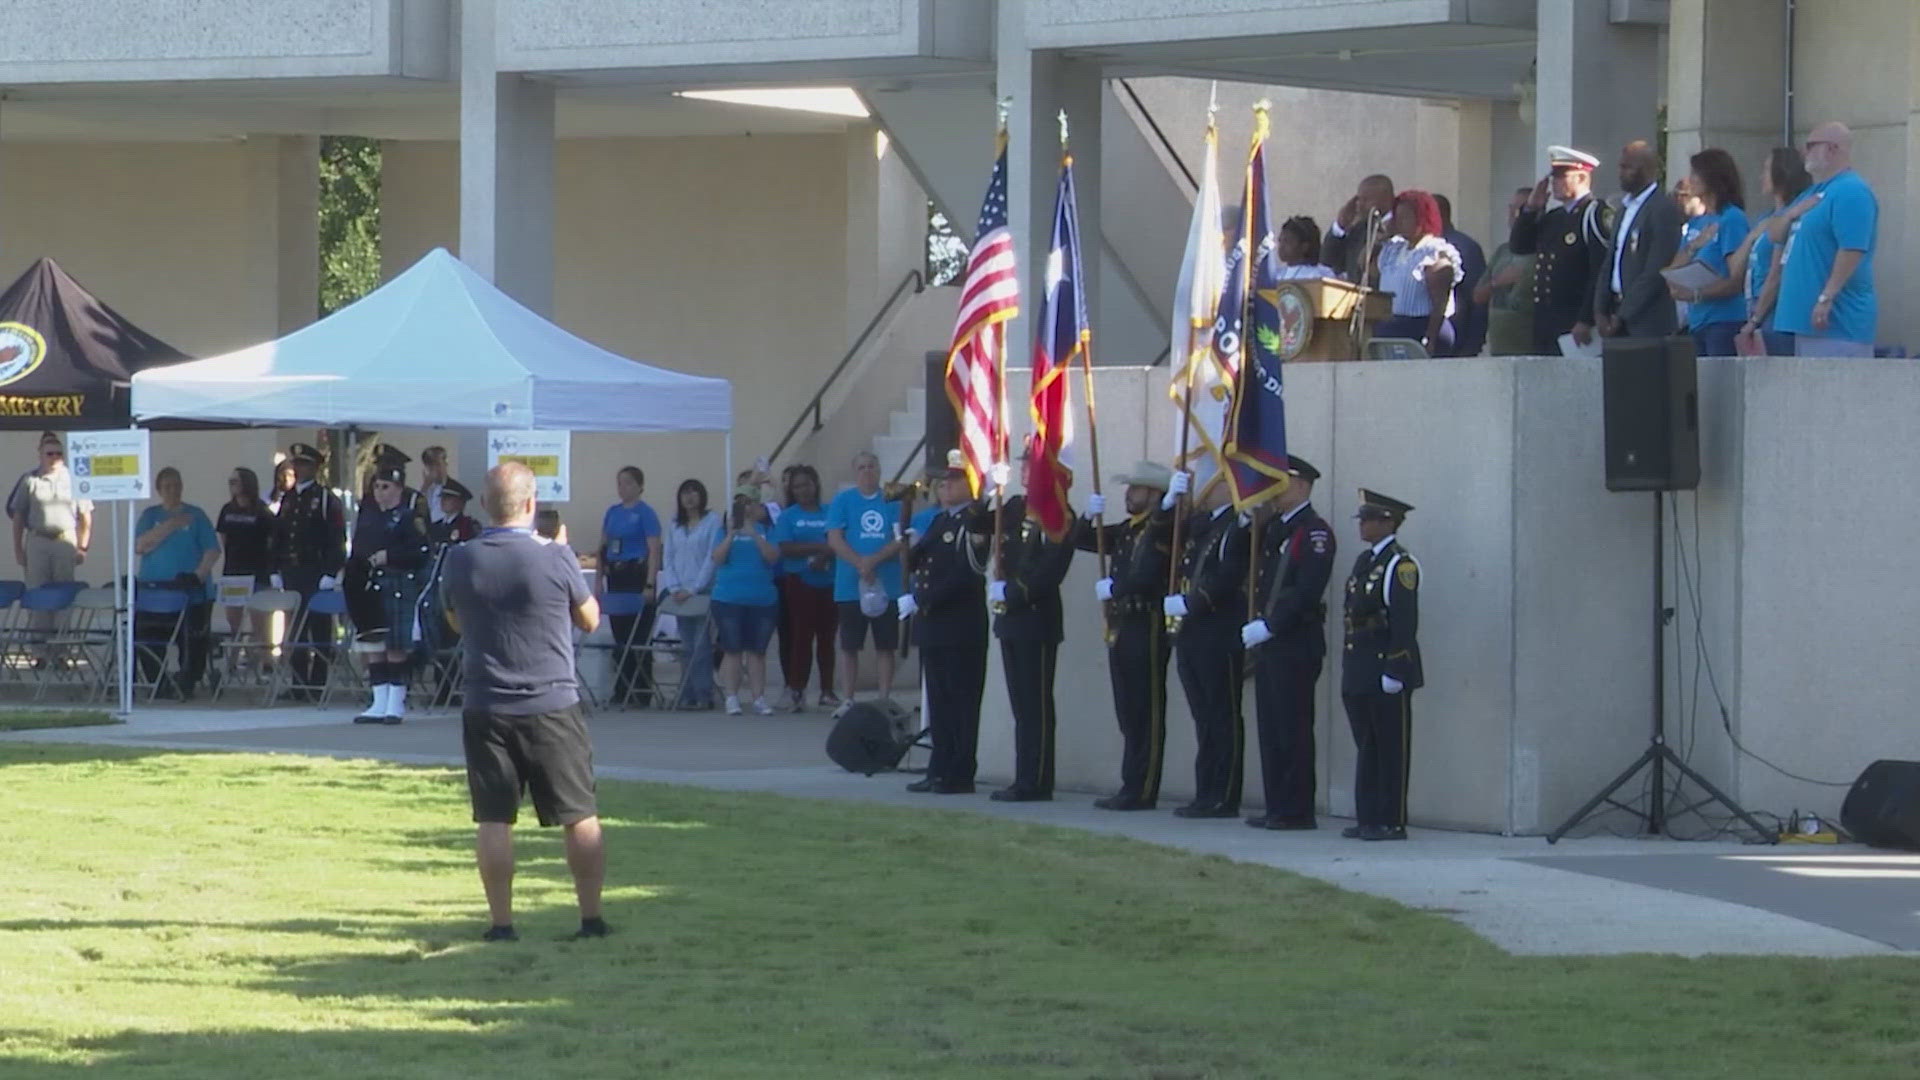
1368, 189, 1462, 355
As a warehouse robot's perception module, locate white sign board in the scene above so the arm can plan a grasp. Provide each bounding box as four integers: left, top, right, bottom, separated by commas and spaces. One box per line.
487, 430, 570, 502
66, 429, 151, 501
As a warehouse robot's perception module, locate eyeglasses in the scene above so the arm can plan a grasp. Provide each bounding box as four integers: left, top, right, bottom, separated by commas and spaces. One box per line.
1803, 140, 1837, 152
40, 449, 62, 458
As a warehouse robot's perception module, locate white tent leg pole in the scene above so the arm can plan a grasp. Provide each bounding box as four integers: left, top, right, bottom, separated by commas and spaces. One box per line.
122, 501, 135, 715
724, 432, 733, 505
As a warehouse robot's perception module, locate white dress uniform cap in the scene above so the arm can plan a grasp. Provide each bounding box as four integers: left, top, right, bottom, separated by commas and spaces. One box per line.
1547, 145, 1600, 171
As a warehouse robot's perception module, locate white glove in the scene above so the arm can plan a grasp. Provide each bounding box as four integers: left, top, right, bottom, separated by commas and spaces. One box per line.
318, 574, 338, 591
896, 594, 918, 620
1241, 619, 1272, 649
1093, 577, 1114, 601
1161, 470, 1191, 511
1382, 674, 1404, 694
1084, 493, 1106, 518
987, 462, 1011, 495
1238, 511, 1253, 528
904, 528, 921, 545
269, 573, 284, 591
1163, 595, 1188, 618
988, 580, 1008, 604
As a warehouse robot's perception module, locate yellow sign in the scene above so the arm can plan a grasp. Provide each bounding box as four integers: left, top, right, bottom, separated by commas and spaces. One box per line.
500, 454, 560, 475
0, 394, 84, 416
88, 453, 139, 478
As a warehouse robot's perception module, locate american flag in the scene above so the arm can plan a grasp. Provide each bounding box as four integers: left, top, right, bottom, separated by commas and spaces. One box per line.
944, 133, 1019, 498
1024, 149, 1086, 542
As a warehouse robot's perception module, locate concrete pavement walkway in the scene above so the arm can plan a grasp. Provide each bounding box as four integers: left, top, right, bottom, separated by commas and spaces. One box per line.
5, 703, 1905, 958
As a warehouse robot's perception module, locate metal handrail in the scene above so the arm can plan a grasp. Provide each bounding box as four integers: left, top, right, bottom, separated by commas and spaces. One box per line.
889, 433, 928, 486
766, 268, 925, 469
1118, 78, 1196, 192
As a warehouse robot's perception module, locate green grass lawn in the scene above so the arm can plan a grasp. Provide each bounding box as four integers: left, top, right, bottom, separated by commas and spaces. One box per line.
0, 744, 1915, 1079
0, 709, 117, 732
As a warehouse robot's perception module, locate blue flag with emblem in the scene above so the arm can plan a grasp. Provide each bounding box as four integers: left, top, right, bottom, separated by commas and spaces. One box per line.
1220, 104, 1290, 512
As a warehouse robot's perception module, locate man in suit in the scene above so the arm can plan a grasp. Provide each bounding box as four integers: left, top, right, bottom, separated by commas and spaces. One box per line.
1322, 174, 1395, 283
1595, 140, 1682, 339
1341, 489, 1423, 841
1240, 457, 1336, 830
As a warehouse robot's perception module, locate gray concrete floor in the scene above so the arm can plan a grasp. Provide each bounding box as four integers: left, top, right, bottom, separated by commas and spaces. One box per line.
4, 701, 1907, 958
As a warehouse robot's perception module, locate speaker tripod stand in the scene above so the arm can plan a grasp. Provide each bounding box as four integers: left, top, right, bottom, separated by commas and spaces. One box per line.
1547, 492, 1777, 844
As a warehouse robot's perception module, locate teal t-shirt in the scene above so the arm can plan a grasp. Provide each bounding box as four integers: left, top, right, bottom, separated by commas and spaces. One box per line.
1776, 171, 1878, 343
825, 487, 902, 602
711, 523, 778, 607
769, 503, 833, 588
136, 503, 219, 599
1746, 213, 1777, 330
1684, 204, 1749, 329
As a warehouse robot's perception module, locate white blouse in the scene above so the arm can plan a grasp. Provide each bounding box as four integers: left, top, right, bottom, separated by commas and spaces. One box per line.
1277, 262, 1336, 281
1377, 235, 1461, 319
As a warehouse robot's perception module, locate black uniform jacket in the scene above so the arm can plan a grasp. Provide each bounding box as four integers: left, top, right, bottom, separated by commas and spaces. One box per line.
273, 481, 347, 576
1074, 507, 1174, 620
1509, 194, 1614, 332
1250, 504, 1336, 659
1342, 538, 1424, 694
908, 500, 989, 649
1176, 506, 1251, 621
992, 495, 1076, 644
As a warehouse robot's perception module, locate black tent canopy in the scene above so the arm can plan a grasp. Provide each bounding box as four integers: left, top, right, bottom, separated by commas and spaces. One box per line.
0, 257, 195, 429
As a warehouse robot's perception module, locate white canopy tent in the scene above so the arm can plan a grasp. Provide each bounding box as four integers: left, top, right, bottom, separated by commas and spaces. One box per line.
130, 247, 731, 431
116, 247, 733, 714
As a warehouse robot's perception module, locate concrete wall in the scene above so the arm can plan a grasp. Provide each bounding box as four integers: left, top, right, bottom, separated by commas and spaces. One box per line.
968, 356, 1914, 835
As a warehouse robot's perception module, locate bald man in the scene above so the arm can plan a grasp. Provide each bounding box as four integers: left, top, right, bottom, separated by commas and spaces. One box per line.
1594, 140, 1681, 339
1324, 174, 1396, 283
1769, 121, 1879, 357
444, 462, 607, 942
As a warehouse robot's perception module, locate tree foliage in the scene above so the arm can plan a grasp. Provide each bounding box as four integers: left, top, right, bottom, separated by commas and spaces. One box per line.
318, 136, 381, 316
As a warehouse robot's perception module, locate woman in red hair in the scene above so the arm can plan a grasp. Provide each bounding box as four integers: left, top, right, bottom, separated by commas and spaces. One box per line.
1368, 189, 1462, 355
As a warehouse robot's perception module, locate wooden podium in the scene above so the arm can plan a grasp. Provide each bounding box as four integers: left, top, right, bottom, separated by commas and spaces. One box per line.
1273, 278, 1392, 362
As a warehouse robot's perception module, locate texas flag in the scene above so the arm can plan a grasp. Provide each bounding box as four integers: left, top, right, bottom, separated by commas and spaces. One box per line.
1024, 149, 1085, 542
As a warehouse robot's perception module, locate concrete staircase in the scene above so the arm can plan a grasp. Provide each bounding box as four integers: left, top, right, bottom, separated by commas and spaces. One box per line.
871, 387, 927, 484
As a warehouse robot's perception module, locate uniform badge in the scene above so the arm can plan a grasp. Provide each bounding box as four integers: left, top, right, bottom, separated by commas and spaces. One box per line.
942, 531, 955, 543
1396, 561, 1419, 591
1564, 232, 1577, 245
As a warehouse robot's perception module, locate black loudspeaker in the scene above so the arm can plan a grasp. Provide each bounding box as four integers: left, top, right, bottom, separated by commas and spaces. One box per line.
924, 351, 957, 475
1840, 760, 1920, 850
824, 700, 916, 776
1601, 336, 1700, 491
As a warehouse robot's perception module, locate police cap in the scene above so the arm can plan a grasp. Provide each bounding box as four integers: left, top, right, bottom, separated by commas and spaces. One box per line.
1355, 488, 1414, 520
287, 442, 323, 465
440, 478, 473, 502
1285, 455, 1322, 482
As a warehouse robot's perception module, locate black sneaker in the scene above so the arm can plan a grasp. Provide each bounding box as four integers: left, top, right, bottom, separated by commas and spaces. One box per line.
481, 924, 518, 942
572, 917, 610, 940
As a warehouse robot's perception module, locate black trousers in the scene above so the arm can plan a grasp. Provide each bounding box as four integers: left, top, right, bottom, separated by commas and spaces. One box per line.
1175, 615, 1245, 810
1343, 690, 1413, 829
1107, 615, 1169, 802
923, 636, 987, 784
1252, 649, 1321, 821
284, 568, 332, 693
135, 597, 212, 691
1000, 638, 1058, 794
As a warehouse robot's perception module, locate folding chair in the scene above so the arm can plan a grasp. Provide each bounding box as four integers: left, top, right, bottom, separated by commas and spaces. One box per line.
644, 614, 687, 710
1365, 337, 1430, 361
130, 589, 190, 702
591, 591, 651, 710
276, 589, 351, 706
42, 586, 117, 702
10, 585, 79, 698
0, 580, 28, 690
212, 588, 303, 703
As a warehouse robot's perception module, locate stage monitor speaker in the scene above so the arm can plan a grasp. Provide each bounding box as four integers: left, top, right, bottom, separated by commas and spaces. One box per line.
924, 351, 957, 476
1840, 760, 1920, 850
1601, 336, 1700, 491
825, 700, 916, 776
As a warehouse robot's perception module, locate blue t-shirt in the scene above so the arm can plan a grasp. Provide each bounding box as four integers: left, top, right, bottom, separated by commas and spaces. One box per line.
1746, 213, 1778, 330
445, 529, 591, 715
136, 503, 218, 597
601, 500, 661, 563
825, 487, 902, 601
769, 503, 833, 588
1684, 204, 1749, 330
1776, 171, 1878, 343
712, 523, 779, 607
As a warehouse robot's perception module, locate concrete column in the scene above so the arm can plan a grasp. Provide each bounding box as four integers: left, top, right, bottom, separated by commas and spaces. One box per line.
844, 121, 880, 346
242, 135, 319, 335
1534, 0, 1664, 184
996, 0, 1102, 370
458, 0, 554, 315
1665, 0, 1789, 174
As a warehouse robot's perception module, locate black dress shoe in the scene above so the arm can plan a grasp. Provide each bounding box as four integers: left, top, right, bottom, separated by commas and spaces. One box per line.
1341, 825, 1366, 839
905, 777, 937, 793
1359, 825, 1407, 841
930, 780, 975, 794
990, 787, 1052, 803
1095, 795, 1156, 811
1173, 803, 1236, 819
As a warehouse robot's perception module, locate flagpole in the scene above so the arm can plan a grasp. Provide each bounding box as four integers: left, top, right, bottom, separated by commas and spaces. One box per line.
1167, 93, 1217, 603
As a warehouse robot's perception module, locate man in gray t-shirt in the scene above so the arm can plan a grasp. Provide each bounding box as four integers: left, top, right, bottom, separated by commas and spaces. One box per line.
443, 462, 607, 942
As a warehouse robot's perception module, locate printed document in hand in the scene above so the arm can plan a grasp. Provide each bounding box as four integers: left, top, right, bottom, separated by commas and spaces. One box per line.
1659, 261, 1725, 293
1558, 332, 1603, 358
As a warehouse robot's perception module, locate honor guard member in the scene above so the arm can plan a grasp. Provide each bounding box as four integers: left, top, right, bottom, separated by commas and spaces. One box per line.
1240, 457, 1336, 830
352, 462, 434, 725
1508, 145, 1614, 354
1341, 489, 1424, 841
428, 478, 481, 548
897, 450, 992, 795
370, 444, 429, 523
1074, 460, 1175, 810
274, 442, 347, 698
1161, 470, 1253, 818
986, 489, 1077, 802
